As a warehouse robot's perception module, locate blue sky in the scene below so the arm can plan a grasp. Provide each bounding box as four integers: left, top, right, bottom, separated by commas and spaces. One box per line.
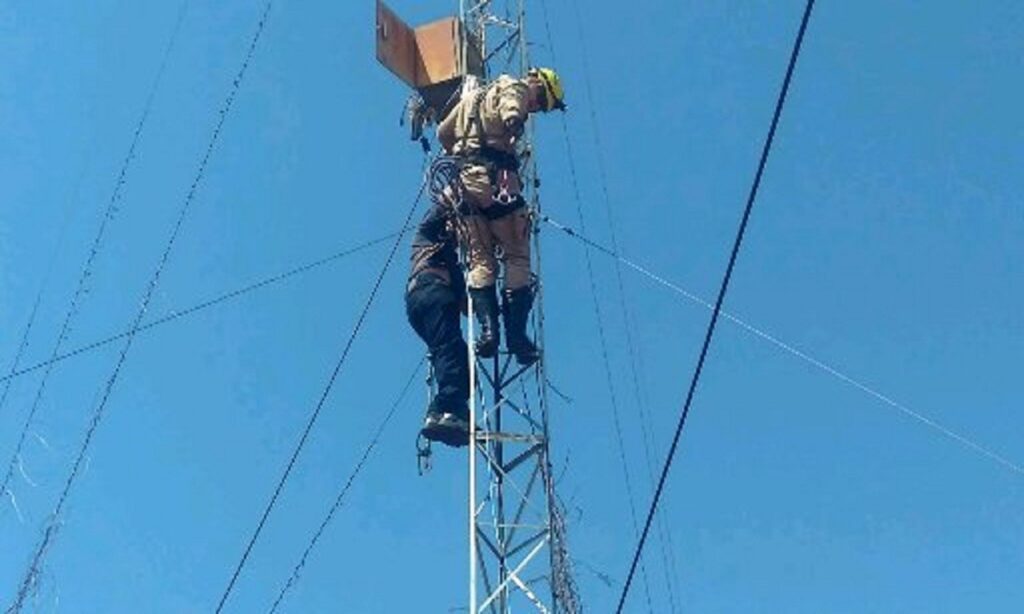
1, 0, 1022, 612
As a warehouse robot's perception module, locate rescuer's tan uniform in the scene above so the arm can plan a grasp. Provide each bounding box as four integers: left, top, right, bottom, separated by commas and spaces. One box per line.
435, 68, 563, 366
437, 75, 532, 290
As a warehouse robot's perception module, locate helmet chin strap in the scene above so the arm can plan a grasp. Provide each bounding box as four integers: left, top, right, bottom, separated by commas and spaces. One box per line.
524, 81, 544, 112
531, 79, 553, 112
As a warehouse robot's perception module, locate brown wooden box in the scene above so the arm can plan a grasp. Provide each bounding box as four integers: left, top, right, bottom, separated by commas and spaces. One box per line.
376, 1, 482, 111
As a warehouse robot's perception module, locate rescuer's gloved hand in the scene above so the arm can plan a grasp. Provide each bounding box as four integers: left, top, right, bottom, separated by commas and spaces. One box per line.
505, 116, 524, 143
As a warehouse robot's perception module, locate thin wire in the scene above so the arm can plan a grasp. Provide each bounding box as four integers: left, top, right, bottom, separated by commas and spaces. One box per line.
557, 118, 656, 614
0, 161, 83, 426
268, 357, 426, 613
566, 0, 681, 607
0, 0, 191, 505
0, 298, 40, 422
5, 2, 269, 610
214, 169, 431, 613
0, 231, 402, 386
535, 0, 655, 609
520, 5, 582, 609
542, 214, 1024, 478
548, 44, 659, 614
615, 3, 816, 610
532, 2, 631, 610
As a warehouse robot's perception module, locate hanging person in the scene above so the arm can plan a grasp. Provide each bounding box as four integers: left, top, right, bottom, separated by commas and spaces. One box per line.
405, 200, 471, 447
436, 67, 566, 366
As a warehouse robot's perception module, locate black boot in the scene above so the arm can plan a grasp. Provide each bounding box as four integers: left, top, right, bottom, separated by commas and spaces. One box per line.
469, 286, 500, 358
421, 410, 470, 447
503, 287, 540, 365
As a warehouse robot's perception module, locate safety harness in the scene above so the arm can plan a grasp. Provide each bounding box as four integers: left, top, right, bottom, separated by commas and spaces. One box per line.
453, 85, 527, 218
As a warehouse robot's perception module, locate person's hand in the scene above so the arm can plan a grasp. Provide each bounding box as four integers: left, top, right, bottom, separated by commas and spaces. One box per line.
505, 116, 524, 142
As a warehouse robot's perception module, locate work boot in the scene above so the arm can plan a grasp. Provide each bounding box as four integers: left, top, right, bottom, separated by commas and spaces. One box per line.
421, 411, 470, 448
469, 286, 500, 358
503, 286, 540, 366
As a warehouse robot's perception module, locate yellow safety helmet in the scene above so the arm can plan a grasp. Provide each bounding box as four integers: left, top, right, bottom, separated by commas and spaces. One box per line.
531, 67, 566, 112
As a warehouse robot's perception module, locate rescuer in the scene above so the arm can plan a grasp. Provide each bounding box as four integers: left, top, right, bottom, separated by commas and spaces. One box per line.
436, 67, 566, 366
405, 201, 470, 447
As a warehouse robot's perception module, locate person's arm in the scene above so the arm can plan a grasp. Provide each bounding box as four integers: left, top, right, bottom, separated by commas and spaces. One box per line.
497, 78, 529, 140
437, 105, 458, 153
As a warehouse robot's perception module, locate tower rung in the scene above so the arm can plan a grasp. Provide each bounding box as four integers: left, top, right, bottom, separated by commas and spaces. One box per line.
474, 431, 545, 444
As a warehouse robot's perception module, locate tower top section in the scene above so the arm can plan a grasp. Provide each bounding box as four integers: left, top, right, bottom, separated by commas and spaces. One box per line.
376, 1, 483, 115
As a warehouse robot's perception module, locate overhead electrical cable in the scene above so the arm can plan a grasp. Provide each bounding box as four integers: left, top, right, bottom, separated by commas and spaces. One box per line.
615, 2, 817, 611
0, 0, 191, 504
0, 231, 401, 387
214, 168, 431, 613
5, 2, 271, 610
267, 357, 426, 613
541, 214, 1024, 478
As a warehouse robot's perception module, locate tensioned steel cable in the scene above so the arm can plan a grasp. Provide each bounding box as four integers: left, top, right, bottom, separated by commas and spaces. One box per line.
535, 0, 655, 609
267, 357, 426, 613
0, 0, 191, 505
5, 3, 271, 610
615, 2, 817, 610
0, 164, 83, 427
557, 115, 656, 612
214, 170, 431, 613
542, 213, 1024, 478
0, 298, 42, 422
514, 5, 584, 609
566, 0, 682, 607
0, 231, 401, 387
0, 179, 80, 528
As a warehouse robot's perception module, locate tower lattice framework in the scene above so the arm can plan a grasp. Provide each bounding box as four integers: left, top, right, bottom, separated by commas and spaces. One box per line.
458, 1, 580, 612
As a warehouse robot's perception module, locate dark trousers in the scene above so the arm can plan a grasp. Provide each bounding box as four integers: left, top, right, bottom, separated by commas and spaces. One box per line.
405, 274, 469, 419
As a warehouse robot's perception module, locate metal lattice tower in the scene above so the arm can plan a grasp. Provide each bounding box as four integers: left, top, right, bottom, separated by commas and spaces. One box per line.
459, 2, 581, 613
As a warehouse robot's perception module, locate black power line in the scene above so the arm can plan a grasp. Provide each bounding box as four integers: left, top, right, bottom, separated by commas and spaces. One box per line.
268, 357, 426, 613
5, 2, 271, 610
214, 171, 430, 612
615, 1, 817, 611
0, 231, 400, 387
0, 0, 190, 505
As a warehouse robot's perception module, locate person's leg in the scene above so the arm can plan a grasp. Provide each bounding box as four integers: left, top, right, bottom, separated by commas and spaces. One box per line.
406, 277, 470, 446
490, 208, 532, 291
462, 213, 501, 357
430, 310, 469, 419
490, 210, 539, 365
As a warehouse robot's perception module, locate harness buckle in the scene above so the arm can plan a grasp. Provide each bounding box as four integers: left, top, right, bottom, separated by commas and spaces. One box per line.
493, 169, 520, 206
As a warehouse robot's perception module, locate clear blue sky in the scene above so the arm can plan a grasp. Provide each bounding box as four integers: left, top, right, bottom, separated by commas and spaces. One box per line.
2, 0, 1022, 612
